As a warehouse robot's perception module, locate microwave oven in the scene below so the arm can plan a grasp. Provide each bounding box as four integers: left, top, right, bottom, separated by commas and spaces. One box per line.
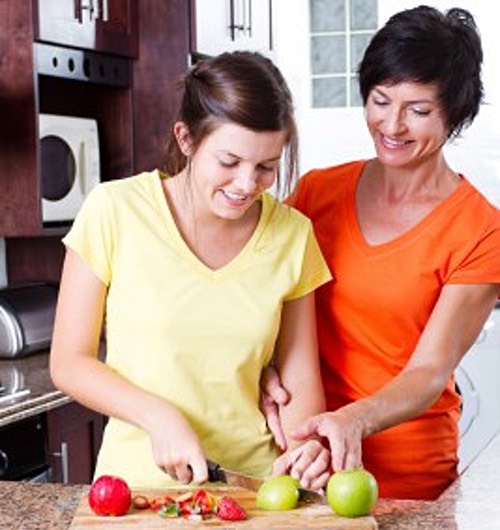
39, 114, 100, 223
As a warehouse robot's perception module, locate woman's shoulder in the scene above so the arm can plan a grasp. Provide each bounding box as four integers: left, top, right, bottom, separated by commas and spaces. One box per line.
458, 178, 500, 226
301, 159, 366, 184
262, 192, 313, 231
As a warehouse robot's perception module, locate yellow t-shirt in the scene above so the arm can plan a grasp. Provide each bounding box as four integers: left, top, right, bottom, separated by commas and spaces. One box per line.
63, 170, 331, 487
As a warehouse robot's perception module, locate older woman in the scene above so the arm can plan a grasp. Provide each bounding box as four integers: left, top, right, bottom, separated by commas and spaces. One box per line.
266, 5, 500, 500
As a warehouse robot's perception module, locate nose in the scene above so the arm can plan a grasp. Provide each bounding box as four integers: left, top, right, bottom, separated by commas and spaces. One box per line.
384, 107, 407, 135
235, 167, 259, 194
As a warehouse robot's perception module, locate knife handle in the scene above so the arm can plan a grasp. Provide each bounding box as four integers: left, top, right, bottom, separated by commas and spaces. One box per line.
206, 459, 222, 482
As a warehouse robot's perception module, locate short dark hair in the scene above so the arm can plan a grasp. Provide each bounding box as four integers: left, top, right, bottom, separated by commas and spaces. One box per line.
358, 5, 483, 138
165, 51, 298, 198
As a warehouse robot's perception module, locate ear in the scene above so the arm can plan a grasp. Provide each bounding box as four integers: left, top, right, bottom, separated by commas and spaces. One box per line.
173, 121, 193, 156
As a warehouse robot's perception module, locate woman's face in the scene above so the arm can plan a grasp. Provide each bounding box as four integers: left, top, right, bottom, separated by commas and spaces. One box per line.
184, 122, 285, 221
365, 81, 449, 169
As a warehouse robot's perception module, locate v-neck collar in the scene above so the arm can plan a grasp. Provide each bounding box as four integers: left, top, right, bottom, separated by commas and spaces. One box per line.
346, 161, 471, 256
151, 170, 271, 280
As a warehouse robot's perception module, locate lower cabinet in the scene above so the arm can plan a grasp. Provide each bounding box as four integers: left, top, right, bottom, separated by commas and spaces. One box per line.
47, 401, 105, 484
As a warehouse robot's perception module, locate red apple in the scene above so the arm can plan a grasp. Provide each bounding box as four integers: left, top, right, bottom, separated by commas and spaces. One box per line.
88, 475, 131, 516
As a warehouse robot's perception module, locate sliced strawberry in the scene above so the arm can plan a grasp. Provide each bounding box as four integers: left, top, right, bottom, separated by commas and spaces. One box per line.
149, 495, 175, 511
216, 496, 247, 521
193, 489, 216, 515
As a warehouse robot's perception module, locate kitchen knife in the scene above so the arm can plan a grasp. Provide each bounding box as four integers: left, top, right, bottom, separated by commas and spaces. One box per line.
206, 460, 326, 504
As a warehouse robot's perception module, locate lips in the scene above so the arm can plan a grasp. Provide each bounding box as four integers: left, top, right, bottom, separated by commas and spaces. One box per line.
220, 189, 253, 208
380, 133, 412, 148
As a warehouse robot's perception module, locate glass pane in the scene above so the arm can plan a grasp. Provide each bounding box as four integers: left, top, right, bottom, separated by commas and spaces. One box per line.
350, 33, 374, 72
350, 0, 378, 30
312, 77, 347, 108
311, 35, 346, 75
349, 76, 363, 107
310, 0, 345, 32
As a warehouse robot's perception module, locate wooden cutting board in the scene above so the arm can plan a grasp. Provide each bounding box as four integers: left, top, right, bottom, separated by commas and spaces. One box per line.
70, 486, 378, 529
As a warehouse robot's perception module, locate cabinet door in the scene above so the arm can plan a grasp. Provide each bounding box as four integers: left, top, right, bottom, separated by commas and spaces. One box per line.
35, 0, 138, 57
47, 402, 105, 484
194, 0, 272, 56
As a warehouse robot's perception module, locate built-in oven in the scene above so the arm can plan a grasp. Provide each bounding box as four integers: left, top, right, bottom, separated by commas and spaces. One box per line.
0, 414, 51, 482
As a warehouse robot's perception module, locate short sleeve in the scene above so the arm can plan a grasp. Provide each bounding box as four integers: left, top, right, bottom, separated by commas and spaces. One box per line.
284, 221, 332, 301
447, 222, 500, 286
62, 184, 115, 285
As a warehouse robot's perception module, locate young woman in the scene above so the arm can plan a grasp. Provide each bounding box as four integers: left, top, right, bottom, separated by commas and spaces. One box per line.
50, 51, 332, 489
263, 6, 500, 500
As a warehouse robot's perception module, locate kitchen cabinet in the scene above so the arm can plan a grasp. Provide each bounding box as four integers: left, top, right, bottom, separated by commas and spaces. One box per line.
192, 0, 273, 57
0, 0, 190, 283
47, 401, 105, 484
35, 0, 139, 58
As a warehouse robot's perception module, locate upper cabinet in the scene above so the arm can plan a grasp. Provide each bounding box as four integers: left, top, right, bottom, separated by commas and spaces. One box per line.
35, 0, 138, 57
0, 0, 189, 248
193, 0, 273, 57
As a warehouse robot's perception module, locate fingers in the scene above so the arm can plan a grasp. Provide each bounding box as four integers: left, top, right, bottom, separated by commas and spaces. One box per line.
263, 400, 288, 451
288, 441, 330, 490
272, 452, 293, 477
274, 440, 331, 490
292, 411, 363, 473
261, 366, 290, 406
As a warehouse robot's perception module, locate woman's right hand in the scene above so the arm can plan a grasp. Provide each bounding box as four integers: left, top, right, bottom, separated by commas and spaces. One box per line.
292, 406, 364, 471
147, 403, 208, 484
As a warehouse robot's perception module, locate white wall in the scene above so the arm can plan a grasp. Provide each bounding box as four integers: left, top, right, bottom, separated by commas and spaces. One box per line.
273, 1, 500, 205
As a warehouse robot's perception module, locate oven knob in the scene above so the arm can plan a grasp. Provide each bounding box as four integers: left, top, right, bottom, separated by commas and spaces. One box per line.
0, 449, 9, 478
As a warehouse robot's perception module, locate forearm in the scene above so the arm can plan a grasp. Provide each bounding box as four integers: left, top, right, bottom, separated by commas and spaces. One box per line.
348, 364, 450, 439
50, 351, 178, 434
279, 374, 326, 449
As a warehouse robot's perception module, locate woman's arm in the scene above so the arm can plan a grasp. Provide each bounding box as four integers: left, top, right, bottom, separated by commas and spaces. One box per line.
294, 283, 500, 471
271, 292, 329, 489
50, 249, 207, 483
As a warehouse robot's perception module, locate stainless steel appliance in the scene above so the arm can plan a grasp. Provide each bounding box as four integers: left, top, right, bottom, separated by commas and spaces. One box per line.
0, 283, 58, 358
456, 302, 500, 471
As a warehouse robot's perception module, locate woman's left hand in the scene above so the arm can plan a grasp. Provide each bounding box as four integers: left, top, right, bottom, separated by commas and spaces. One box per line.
272, 439, 331, 491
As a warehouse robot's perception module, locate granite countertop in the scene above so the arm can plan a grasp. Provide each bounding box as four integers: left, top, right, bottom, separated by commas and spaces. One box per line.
0, 352, 70, 428
1, 432, 499, 529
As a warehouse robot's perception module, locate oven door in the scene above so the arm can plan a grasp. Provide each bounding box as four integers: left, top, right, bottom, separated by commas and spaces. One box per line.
0, 414, 51, 481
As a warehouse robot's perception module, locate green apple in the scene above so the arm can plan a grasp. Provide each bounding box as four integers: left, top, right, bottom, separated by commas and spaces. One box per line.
256, 475, 300, 511
326, 468, 378, 517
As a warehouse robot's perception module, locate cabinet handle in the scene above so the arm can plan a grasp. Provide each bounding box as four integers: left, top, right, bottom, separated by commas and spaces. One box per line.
96, 0, 109, 21
229, 0, 247, 39
80, 0, 95, 22
246, 0, 252, 37
52, 442, 69, 484
74, 0, 82, 23
229, 0, 236, 41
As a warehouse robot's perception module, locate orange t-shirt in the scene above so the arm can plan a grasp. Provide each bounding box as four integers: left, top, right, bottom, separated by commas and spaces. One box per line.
290, 160, 500, 500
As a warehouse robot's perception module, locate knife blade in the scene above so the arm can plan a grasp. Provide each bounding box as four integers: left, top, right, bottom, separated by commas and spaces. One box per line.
206, 460, 326, 504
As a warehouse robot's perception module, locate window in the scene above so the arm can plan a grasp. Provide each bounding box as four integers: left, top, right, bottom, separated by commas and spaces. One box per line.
310, 0, 378, 108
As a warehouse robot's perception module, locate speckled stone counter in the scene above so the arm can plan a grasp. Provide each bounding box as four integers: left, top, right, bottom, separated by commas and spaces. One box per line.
0, 353, 70, 427
1, 432, 499, 529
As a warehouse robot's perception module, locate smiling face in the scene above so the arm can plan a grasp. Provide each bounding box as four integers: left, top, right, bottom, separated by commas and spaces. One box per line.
176, 121, 285, 222
365, 81, 449, 170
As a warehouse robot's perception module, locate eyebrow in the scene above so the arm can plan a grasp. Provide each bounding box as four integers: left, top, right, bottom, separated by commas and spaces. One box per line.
373, 87, 436, 105
216, 150, 282, 163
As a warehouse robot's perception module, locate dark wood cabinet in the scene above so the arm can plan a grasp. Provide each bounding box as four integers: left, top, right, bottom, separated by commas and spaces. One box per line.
0, 0, 190, 284
46, 401, 105, 484
35, 0, 139, 58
